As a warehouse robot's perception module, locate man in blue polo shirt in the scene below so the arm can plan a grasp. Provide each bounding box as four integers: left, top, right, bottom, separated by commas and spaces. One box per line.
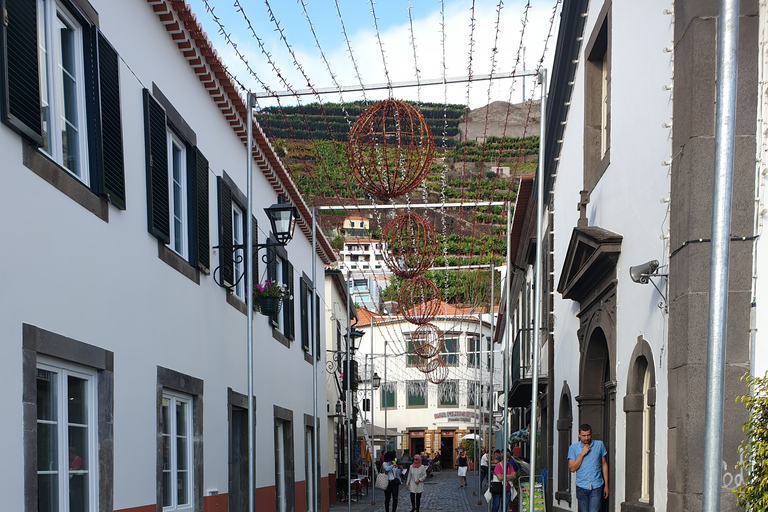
568, 424, 608, 512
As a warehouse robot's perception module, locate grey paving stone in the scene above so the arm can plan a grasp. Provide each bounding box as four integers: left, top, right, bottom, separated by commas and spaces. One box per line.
329, 469, 495, 512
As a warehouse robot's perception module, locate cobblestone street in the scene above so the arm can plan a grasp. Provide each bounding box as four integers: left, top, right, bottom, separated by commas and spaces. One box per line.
330, 469, 493, 512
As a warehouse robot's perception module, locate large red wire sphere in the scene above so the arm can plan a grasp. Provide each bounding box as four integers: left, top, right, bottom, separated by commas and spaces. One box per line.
399, 277, 441, 326
345, 99, 436, 200
382, 213, 439, 279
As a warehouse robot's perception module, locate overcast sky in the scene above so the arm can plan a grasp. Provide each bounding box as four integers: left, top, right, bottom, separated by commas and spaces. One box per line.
185, 0, 561, 109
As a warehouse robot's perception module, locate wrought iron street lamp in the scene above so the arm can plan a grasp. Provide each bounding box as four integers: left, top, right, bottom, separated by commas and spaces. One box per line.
372, 372, 381, 390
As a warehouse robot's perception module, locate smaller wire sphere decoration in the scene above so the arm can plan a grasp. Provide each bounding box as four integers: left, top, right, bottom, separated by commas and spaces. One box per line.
427, 357, 448, 384
382, 213, 439, 279
399, 277, 441, 325
416, 354, 441, 374
412, 323, 444, 359
345, 99, 436, 200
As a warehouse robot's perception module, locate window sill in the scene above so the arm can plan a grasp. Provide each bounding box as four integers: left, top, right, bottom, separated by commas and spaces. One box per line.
22, 141, 109, 222
157, 241, 200, 284
226, 292, 248, 315
304, 351, 314, 364
272, 328, 291, 349
620, 502, 654, 512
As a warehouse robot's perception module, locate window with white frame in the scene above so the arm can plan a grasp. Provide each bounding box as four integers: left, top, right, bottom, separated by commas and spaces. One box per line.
37, 0, 89, 182
232, 203, 245, 300
167, 130, 188, 259
36, 357, 97, 512
161, 391, 194, 511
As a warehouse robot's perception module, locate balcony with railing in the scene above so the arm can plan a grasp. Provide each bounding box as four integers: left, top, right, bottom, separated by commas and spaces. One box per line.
507, 326, 547, 408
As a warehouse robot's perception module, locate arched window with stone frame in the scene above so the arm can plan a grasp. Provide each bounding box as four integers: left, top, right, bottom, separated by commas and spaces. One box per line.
622, 337, 656, 510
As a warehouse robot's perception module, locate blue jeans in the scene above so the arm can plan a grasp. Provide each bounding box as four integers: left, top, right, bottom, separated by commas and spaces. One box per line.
576, 486, 603, 512
491, 490, 512, 512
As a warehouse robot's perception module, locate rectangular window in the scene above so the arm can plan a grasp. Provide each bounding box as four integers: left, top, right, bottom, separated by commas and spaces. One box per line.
38, 0, 89, 181
407, 381, 427, 408
36, 358, 97, 512
232, 204, 245, 300
467, 334, 480, 367
144, 89, 209, 275
406, 337, 418, 367
467, 382, 486, 407
381, 382, 396, 409
438, 380, 458, 407
442, 335, 459, 366
583, 3, 610, 191
168, 130, 188, 258
161, 390, 193, 511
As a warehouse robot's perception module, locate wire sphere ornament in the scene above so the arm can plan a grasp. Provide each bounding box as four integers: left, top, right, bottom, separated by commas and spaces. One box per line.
412, 323, 444, 359
382, 213, 439, 279
399, 277, 441, 325
426, 357, 448, 384
415, 354, 441, 374
345, 99, 436, 200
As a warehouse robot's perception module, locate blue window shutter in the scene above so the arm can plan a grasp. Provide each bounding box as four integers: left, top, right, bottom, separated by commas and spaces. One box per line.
143, 89, 170, 243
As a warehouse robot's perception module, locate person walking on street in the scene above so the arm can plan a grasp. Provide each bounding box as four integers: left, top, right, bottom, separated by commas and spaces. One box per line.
456, 449, 468, 487
490, 453, 516, 512
382, 451, 402, 512
568, 424, 609, 512
479, 448, 489, 489
406, 454, 428, 512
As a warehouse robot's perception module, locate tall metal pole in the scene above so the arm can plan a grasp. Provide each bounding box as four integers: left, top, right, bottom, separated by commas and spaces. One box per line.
475, 314, 481, 496
311, 208, 319, 512
529, 68, 547, 512
703, 2, 740, 510
385, 340, 389, 451
346, 270, 352, 512
487, 264, 494, 512
245, 93, 255, 512
502, 194, 514, 512
371, 317, 376, 505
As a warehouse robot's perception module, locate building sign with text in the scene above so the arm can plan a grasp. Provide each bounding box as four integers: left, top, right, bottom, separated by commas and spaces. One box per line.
434, 411, 480, 422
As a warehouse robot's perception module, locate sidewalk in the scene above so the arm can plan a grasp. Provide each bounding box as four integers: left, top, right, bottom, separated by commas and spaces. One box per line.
329, 469, 492, 512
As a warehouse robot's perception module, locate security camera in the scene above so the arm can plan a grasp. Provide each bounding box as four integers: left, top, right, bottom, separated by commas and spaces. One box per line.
629, 260, 660, 284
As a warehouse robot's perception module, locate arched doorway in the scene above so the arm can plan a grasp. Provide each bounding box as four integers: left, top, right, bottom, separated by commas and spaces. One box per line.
578, 326, 615, 512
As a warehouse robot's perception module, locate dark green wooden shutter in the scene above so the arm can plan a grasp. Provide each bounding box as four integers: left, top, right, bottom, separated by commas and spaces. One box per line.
285, 261, 295, 340
143, 89, 169, 243
97, 30, 125, 209
300, 278, 309, 351
315, 292, 321, 360
250, 217, 259, 288
191, 147, 209, 273
268, 248, 278, 326
1, 0, 43, 144
216, 177, 233, 286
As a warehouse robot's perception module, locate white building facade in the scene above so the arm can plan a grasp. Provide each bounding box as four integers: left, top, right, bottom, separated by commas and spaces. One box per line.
0, 1, 334, 512
353, 310, 496, 469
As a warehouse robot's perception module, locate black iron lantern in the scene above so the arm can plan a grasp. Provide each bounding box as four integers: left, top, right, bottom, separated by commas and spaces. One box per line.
265, 195, 300, 245
372, 372, 382, 390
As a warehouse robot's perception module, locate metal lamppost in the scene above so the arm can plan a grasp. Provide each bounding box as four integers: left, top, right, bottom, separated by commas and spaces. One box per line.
371, 370, 381, 505
238, 93, 302, 512
345, 319, 365, 512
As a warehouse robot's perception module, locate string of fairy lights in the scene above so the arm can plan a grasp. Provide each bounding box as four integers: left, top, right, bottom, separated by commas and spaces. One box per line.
190, 0, 562, 399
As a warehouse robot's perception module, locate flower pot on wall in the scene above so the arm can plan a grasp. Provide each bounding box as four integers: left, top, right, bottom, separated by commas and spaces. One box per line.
257, 296, 282, 316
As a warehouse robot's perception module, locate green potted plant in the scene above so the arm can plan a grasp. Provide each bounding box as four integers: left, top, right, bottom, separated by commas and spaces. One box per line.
253, 280, 288, 316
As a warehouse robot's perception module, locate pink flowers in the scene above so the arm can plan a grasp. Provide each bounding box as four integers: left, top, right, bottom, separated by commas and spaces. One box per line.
253, 280, 289, 299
